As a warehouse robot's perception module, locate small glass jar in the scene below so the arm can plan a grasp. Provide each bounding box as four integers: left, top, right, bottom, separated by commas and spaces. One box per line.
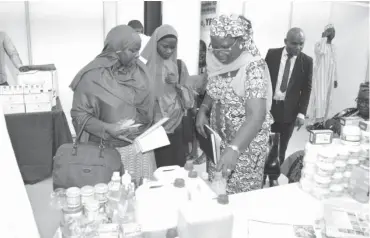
331, 172, 344, 184
346, 159, 360, 172
80, 186, 94, 206
66, 187, 81, 208
94, 183, 108, 213
62, 205, 83, 223
85, 199, 100, 222
334, 161, 347, 173
316, 162, 335, 177
336, 146, 349, 162
314, 174, 331, 189
329, 184, 344, 197
317, 147, 337, 164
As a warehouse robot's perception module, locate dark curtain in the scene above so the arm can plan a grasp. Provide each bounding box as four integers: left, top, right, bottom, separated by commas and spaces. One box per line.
144, 1, 162, 36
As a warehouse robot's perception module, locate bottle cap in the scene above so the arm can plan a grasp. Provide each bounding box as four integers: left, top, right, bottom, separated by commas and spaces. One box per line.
184, 160, 194, 171
174, 178, 185, 188
66, 187, 80, 197
94, 183, 108, 193
80, 186, 94, 196
217, 194, 229, 204
188, 170, 198, 178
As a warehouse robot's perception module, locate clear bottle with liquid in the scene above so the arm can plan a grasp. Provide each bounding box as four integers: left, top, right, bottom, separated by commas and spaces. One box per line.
106, 172, 121, 219
210, 171, 227, 195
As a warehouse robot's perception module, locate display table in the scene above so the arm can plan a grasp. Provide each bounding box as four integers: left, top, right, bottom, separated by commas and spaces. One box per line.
53, 183, 337, 238
5, 97, 72, 184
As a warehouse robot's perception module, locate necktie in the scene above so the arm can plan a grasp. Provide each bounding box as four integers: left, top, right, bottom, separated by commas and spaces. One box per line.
280, 54, 293, 93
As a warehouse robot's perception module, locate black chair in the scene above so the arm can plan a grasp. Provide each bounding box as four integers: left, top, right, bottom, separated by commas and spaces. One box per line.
263, 132, 281, 187
285, 150, 305, 183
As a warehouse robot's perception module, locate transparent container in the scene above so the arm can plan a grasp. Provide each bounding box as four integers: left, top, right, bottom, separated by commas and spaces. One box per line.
50, 188, 66, 210
316, 162, 335, 177
334, 161, 346, 173
210, 171, 227, 196
66, 187, 81, 208
80, 186, 94, 206
346, 159, 360, 172
314, 174, 331, 189
331, 172, 343, 184
85, 199, 100, 222
329, 184, 344, 197
317, 147, 337, 164
348, 164, 370, 203
94, 183, 109, 213
62, 205, 83, 223
303, 143, 323, 163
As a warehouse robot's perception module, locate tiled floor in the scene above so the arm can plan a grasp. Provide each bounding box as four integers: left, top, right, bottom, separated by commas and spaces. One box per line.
25, 128, 309, 238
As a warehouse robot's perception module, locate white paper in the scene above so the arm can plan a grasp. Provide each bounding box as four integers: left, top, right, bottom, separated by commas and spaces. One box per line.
135, 126, 170, 153
248, 220, 318, 238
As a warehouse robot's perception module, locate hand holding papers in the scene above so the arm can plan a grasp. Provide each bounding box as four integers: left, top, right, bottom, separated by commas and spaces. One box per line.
134, 117, 170, 153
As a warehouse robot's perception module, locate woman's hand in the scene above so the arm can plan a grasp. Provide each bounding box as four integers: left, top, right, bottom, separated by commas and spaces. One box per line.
105, 122, 138, 142
216, 146, 239, 178
195, 109, 209, 138
165, 72, 178, 84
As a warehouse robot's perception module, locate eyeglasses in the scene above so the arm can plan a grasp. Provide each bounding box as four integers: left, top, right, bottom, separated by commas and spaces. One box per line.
209, 39, 238, 52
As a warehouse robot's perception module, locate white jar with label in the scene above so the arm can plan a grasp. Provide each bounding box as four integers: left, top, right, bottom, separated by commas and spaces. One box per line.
314, 174, 331, 189
317, 147, 337, 164
85, 199, 100, 222
303, 143, 322, 164
316, 162, 335, 177
341, 126, 361, 146
334, 161, 347, 173
80, 186, 94, 205
329, 184, 344, 197
66, 187, 81, 208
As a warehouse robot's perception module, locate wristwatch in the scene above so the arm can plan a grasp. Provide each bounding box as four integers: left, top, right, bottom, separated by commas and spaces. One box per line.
227, 144, 240, 155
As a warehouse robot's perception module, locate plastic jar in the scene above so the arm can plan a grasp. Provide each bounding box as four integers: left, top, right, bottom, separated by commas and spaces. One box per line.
331, 172, 344, 184
336, 145, 349, 162
62, 205, 83, 223
300, 177, 314, 193
303, 161, 316, 171
66, 187, 81, 208
80, 186, 94, 205
94, 183, 109, 213
314, 174, 331, 188
334, 161, 347, 173
301, 166, 316, 180
316, 162, 335, 177
347, 145, 361, 160
85, 199, 100, 222
329, 184, 344, 197
317, 147, 337, 164
303, 143, 322, 163
346, 159, 360, 172
341, 126, 361, 146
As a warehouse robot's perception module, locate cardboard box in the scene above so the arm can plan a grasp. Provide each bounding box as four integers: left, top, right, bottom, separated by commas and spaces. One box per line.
359, 120, 370, 132
24, 92, 52, 103
25, 102, 52, 113
309, 130, 333, 145
2, 103, 25, 114
0, 94, 24, 104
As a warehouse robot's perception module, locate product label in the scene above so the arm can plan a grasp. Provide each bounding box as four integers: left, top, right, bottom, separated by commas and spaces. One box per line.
309, 130, 333, 144
341, 135, 361, 142
359, 121, 370, 132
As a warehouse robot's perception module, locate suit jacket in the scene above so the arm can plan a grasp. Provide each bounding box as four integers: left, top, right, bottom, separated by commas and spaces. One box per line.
265, 47, 313, 123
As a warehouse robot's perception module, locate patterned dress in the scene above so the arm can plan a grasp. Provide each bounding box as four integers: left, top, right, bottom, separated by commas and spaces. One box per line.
206, 59, 274, 194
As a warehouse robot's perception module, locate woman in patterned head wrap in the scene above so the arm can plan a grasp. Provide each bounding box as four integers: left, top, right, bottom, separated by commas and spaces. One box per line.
195, 15, 274, 194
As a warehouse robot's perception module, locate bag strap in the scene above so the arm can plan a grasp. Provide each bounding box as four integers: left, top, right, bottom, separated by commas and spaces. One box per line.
177, 59, 182, 81
74, 117, 91, 145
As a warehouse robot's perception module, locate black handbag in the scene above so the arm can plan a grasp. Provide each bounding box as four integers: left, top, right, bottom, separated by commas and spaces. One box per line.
52, 119, 123, 189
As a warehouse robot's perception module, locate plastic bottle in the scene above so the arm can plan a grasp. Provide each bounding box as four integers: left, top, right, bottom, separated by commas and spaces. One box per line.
118, 184, 136, 224
210, 171, 227, 195
106, 172, 122, 219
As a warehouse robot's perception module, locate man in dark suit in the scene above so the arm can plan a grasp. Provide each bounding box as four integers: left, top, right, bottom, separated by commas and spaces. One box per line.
265, 28, 313, 172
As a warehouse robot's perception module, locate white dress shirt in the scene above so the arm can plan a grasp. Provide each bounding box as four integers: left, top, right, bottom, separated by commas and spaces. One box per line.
274, 47, 304, 119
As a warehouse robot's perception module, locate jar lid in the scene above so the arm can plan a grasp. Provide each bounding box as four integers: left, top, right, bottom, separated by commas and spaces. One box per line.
342, 125, 361, 135
174, 178, 185, 188
188, 170, 198, 178
94, 183, 108, 193
66, 187, 80, 197
330, 184, 344, 192
347, 159, 360, 165
316, 162, 335, 171
318, 147, 337, 158
348, 145, 361, 153
85, 199, 100, 210
184, 160, 194, 171
334, 161, 346, 168
81, 186, 94, 196
217, 194, 229, 204
332, 172, 343, 179
314, 174, 331, 184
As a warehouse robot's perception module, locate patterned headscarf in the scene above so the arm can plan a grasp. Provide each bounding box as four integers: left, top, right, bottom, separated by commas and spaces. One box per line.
324, 24, 335, 31
210, 14, 260, 56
